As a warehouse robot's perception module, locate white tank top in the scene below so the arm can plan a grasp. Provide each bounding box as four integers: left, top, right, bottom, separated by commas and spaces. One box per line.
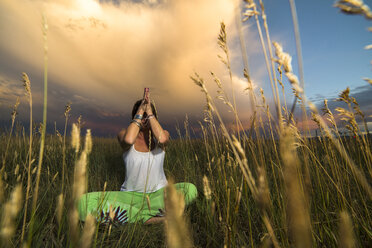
120, 145, 168, 193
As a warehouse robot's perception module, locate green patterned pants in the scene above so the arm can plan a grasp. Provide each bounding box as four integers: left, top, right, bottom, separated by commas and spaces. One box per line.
78, 182, 197, 224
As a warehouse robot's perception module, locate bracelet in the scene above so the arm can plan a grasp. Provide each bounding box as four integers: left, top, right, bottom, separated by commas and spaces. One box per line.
131, 119, 142, 128
147, 114, 155, 120
134, 114, 143, 120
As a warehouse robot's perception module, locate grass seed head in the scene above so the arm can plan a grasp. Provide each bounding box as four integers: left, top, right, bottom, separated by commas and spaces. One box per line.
80, 214, 96, 248
73, 151, 87, 201
56, 193, 64, 226
363, 77, 372, 85
14, 164, 19, 176
0, 172, 3, 203
273, 42, 293, 73
218, 22, 227, 53
71, 123, 81, 153
11, 98, 20, 123
242, 1, 258, 22
22, 73, 31, 97
280, 127, 312, 248
64, 102, 71, 118
257, 166, 270, 211
337, 87, 351, 103
84, 129, 92, 155
77, 115, 83, 128
203, 175, 212, 200
68, 206, 79, 244
109, 205, 115, 220
285, 73, 302, 93
165, 180, 192, 248
334, 0, 372, 19
338, 211, 355, 248
146, 195, 152, 213
0, 184, 23, 242
232, 135, 245, 157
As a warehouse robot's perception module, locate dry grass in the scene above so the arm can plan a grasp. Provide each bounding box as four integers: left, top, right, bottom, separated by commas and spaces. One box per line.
164, 180, 192, 248
0, 0, 371, 247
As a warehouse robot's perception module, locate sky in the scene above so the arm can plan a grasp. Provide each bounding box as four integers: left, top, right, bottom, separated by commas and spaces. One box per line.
0, 0, 371, 137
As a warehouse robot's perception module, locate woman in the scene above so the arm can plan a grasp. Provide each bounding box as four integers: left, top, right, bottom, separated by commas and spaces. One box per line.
117, 92, 169, 194
78, 91, 197, 225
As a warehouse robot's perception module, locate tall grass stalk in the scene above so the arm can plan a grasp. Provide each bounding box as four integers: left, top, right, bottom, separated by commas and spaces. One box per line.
164, 179, 192, 248
234, 0, 257, 115
20, 73, 33, 245
273, 38, 372, 197
217, 23, 240, 137
0, 184, 22, 246
192, 73, 283, 245
1, 97, 20, 169
280, 126, 312, 248
28, 14, 48, 246
243, 0, 280, 122
338, 210, 356, 248
288, 0, 309, 128
258, 0, 282, 127
80, 215, 96, 248
0, 1, 371, 247
309, 103, 372, 199
62, 103, 71, 193
69, 128, 92, 246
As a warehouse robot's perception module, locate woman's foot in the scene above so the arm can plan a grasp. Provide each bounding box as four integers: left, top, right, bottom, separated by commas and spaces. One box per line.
144, 216, 165, 224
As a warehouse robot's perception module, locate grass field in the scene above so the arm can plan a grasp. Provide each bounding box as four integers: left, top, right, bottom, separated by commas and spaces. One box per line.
0, 122, 371, 247
1, 0, 372, 247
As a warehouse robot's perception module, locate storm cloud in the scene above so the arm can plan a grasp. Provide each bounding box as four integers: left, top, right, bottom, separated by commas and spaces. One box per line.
0, 0, 261, 136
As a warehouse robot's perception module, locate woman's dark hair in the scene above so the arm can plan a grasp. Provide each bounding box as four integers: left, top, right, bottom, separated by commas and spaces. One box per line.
131, 99, 158, 119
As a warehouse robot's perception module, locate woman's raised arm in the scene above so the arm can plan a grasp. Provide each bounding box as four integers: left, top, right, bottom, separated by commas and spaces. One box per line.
117, 129, 130, 151
147, 116, 169, 144
144, 98, 169, 144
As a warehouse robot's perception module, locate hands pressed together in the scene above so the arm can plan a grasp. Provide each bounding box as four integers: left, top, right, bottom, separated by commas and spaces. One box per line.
118, 89, 169, 148
136, 90, 153, 119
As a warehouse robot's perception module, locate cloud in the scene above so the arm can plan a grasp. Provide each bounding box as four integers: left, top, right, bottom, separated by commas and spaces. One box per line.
0, 0, 262, 134
293, 84, 372, 136
312, 84, 372, 117
0, 75, 24, 103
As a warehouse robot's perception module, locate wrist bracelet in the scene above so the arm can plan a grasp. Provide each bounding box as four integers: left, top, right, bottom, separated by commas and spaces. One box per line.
134, 114, 143, 120
131, 119, 141, 128
147, 114, 155, 120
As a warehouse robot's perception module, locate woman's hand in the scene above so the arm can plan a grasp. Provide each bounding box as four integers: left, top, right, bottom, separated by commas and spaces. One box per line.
145, 102, 153, 115
136, 100, 146, 115
140, 91, 153, 116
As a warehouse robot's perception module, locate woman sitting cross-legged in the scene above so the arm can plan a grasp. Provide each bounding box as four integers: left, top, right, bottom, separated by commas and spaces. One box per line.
78, 90, 197, 225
